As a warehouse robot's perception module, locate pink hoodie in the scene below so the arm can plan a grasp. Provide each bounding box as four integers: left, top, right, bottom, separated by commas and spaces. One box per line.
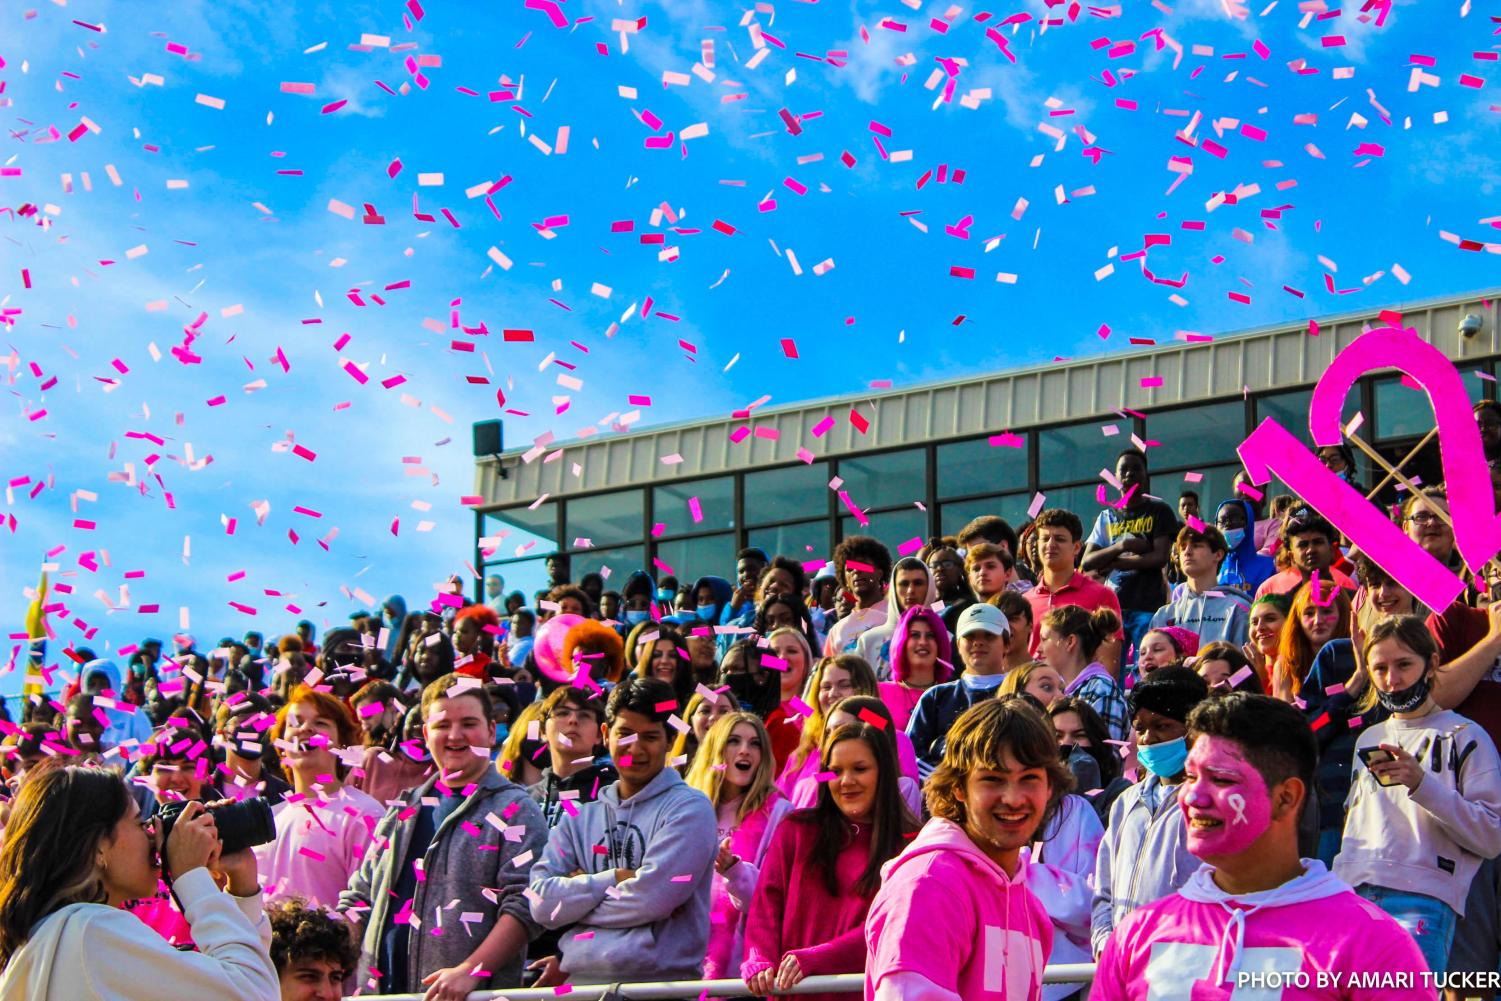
865, 817, 1052, 1001
1090, 860, 1434, 1000
703, 794, 792, 984
742, 812, 890, 1001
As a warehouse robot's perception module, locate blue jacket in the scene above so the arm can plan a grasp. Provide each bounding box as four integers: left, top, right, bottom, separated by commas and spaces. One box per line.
1216, 499, 1276, 595
906, 676, 1003, 779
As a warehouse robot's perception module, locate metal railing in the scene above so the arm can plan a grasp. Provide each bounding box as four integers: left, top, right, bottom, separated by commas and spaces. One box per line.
347, 962, 1097, 1000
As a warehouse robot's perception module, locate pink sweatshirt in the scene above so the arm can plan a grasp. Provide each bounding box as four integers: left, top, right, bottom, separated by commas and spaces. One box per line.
252, 784, 384, 908
1091, 861, 1434, 1000
865, 817, 1052, 1001
742, 811, 889, 1001
705, 793, 792, 987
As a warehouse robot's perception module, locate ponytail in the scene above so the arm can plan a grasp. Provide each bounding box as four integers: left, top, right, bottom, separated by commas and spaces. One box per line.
1043, 605, 1120, 661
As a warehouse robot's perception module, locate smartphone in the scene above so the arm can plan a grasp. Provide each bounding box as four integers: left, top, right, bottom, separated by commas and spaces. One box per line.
1358, 746, 1401, 787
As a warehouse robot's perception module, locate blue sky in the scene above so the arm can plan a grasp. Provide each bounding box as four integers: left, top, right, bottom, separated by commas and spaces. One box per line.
2, 0, 1497, 698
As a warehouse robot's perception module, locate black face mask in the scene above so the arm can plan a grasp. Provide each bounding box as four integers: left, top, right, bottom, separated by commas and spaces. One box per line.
1376, 674, 1430, 714
723, 671, 778, 720
1058, 743, 1076, 762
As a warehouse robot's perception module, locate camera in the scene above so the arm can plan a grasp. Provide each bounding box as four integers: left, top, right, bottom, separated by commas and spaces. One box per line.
155, 797, 276, 858
1460, 313, 1484, 339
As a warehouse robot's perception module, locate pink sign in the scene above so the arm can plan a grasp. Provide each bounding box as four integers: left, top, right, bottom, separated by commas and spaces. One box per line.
1238, 325, 1493, 613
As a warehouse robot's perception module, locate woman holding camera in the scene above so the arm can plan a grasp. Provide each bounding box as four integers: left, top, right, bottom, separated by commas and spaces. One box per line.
0, 766, 278, 1000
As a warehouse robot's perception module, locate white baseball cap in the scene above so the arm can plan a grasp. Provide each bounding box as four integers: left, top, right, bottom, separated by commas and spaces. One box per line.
957, 602, 1010, 637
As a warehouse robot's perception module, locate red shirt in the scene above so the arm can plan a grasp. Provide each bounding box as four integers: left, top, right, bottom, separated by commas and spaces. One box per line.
765, 703, 804, 775
1426, 602, 1501, 745
1025, 571, 1123, 654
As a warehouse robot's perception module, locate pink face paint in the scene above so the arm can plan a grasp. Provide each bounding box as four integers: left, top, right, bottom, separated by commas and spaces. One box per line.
1239, 326, 1483, 613
1180, 735, 1271, 859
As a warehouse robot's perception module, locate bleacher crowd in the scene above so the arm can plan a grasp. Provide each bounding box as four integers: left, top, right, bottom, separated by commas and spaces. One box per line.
2, 424, 1501, 1001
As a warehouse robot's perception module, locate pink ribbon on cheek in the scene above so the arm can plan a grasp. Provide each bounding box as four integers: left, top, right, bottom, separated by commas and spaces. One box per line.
1226, 792, 1248, 826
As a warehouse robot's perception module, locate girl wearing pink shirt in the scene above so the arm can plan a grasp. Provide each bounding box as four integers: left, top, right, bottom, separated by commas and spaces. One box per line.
865, 698, 1064, 1001
743, 722, 918, 1000
877, 605, 952, 731
683, 712, 791, 987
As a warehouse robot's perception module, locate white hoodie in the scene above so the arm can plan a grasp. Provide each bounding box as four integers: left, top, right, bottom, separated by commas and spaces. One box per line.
0, 868, 277, 1001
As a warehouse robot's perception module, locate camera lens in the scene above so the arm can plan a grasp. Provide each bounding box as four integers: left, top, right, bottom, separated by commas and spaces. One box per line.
208, 798, 276, 855
152, 797, 276, 861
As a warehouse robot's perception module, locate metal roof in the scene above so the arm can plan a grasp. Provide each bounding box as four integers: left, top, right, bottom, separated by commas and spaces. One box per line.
475, 287, 1501, 508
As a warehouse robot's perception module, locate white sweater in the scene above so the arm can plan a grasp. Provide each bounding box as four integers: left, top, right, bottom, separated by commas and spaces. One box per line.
0, 867, 278, 1001
1335, 708, 1501, 915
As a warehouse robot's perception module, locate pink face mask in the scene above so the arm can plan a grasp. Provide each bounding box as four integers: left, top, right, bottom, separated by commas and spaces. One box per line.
1180, 735, 1272, 859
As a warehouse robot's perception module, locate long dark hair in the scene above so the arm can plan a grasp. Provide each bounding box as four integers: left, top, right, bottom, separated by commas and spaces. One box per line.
0, 766, 130, 967
805, 721, 915, 898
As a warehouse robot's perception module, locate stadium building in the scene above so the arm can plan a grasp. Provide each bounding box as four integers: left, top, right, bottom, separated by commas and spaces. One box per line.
472, 289, 1500, 598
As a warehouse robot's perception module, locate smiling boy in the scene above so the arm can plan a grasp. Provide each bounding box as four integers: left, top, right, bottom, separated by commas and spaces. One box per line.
339, 673, 547, 1001
1090, 694, 1432, 1000
866, 698, 1067, 1000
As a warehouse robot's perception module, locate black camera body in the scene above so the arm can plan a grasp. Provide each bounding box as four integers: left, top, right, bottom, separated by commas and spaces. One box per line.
156, 797, 276, 858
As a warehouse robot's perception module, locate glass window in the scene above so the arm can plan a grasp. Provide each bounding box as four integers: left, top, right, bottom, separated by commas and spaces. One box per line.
744, 463, 829, 526
936, 435, 1029, 500
839, 508, 928, 553
477, 558, 549, 607
653, 477, 735, 537
565, 490, 644, 548
940, 494, 1031, 538
747, 520, 830, 562
481, 504, 558, 561
1143, 402, 1247, 472
1161, 465, 1239, 522
571, 546, 646, 587
1373, 371, 1489, 441
1254, 388, 1359, 445
1039, 484, 1108, 534
1040, 422, 1134, 485
836, 449, 928, 510
654, 533, 735, 584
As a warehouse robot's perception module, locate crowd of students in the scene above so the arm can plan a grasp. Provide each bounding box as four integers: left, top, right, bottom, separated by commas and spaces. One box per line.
1, 428, 1501, 1000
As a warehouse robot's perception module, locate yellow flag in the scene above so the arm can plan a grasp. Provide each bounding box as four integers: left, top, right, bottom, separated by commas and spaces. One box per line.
22, 572, 46, 697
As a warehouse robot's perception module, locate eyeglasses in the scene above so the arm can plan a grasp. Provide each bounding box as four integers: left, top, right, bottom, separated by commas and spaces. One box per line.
1405, 511, 1443, 526
927, 559, 961, 570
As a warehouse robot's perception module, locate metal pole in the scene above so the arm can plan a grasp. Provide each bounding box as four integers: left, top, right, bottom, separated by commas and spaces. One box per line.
345, 964, 1097, 1000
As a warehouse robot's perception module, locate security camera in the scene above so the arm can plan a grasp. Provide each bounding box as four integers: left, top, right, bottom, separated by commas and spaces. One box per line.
1460, 313, 1484, 339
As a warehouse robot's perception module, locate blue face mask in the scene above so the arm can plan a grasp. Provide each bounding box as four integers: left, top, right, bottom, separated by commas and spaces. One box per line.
624, 609, 649, 625
1136, 736, 1188, 779
1221, 527, 1246, 550
696, 603, 718, 621
495, 722, 511, 743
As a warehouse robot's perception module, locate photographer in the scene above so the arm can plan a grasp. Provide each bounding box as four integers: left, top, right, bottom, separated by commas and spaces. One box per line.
0, 765, 278, 1000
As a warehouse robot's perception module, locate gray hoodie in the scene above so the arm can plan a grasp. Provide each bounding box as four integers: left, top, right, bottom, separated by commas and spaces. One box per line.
339, 769, 548, 992
1149, 583, 1252, 649
1091, 775, 1200, 956
528, 765, 718, 984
